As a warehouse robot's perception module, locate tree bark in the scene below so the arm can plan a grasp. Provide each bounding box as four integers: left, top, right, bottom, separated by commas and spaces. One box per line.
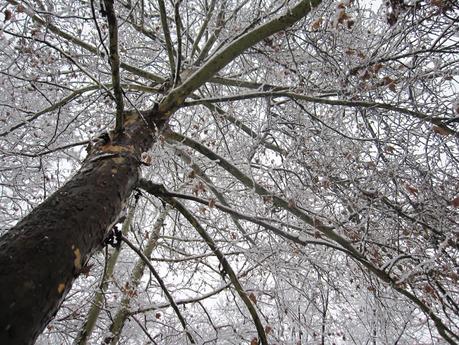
0, 107, 165, 345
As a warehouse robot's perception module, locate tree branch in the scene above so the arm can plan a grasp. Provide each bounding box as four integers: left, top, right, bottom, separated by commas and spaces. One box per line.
108, 207, 169, 344
6, 0, 165, 84
157, 0, 176, 76
0, 83, 158, 137
159, 0, 322, 113
167, 132, 459, 345
161, 197, 268, 345
138, 179, 351, 255
3, 29, 113, 99
120, 235, 196, 344
182, 91, 458, 137
193, 0, 227, 65
172, 147, 257, 246
173, 0, 182, 87
132, 282, 230, 315
189, 0, 216, 58
103, 0, 125, 133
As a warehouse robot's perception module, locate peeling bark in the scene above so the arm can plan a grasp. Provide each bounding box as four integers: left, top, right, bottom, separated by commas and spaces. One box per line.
0, 107, 165, 345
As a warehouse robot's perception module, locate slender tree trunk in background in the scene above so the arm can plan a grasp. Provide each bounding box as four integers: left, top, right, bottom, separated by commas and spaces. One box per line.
108, 207, 168, 344
0, 108, 165, 345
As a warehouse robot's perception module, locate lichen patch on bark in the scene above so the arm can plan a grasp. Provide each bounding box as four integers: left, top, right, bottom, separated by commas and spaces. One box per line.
73, 247, 81, 271
100, 144, 134, 154
57, 283, 65, 294
112, 157, 126, 165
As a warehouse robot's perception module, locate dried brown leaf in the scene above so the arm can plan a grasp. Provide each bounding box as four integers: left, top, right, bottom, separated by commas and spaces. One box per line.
208, 198, 216, 208
4, 9, 12, 22
432, 125, 450, 136
311, 17, 323, 31
450, 196, 459, 208
248, 292, 257, 304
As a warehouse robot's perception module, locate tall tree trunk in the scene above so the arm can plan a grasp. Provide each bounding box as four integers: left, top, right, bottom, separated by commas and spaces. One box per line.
0, 107, 164, 345
0, 3, 322, 342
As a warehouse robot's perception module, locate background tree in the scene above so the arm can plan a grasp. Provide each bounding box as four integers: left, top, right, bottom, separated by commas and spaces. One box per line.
0, 0, 458, 344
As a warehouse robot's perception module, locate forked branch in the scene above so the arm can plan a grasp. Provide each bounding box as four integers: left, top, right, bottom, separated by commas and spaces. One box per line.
170, 199, 268, 345
159, 0, 322, 112
182, 91, 458, 137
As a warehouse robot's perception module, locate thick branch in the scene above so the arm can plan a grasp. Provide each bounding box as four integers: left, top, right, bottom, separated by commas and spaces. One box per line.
168, 132, 459, 345
104, 0, 125, 133
182, 91, 459, 136
159, 0, 322, 112
173, 0, 182, 86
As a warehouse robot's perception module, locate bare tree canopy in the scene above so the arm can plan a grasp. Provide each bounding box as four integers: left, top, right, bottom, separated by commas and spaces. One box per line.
0, 0, 458, 344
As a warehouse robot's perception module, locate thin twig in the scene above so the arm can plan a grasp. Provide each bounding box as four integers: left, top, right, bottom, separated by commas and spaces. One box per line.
173, 147, 257, 246
3, 29, 113, 99
90, 0, 110, 58
130, 315, 159, 345
131, 282, 231, 315
0, 83, 158, 137
190, 0, 216, 58
138, 179, 351, 254
194, 0, 226, 65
